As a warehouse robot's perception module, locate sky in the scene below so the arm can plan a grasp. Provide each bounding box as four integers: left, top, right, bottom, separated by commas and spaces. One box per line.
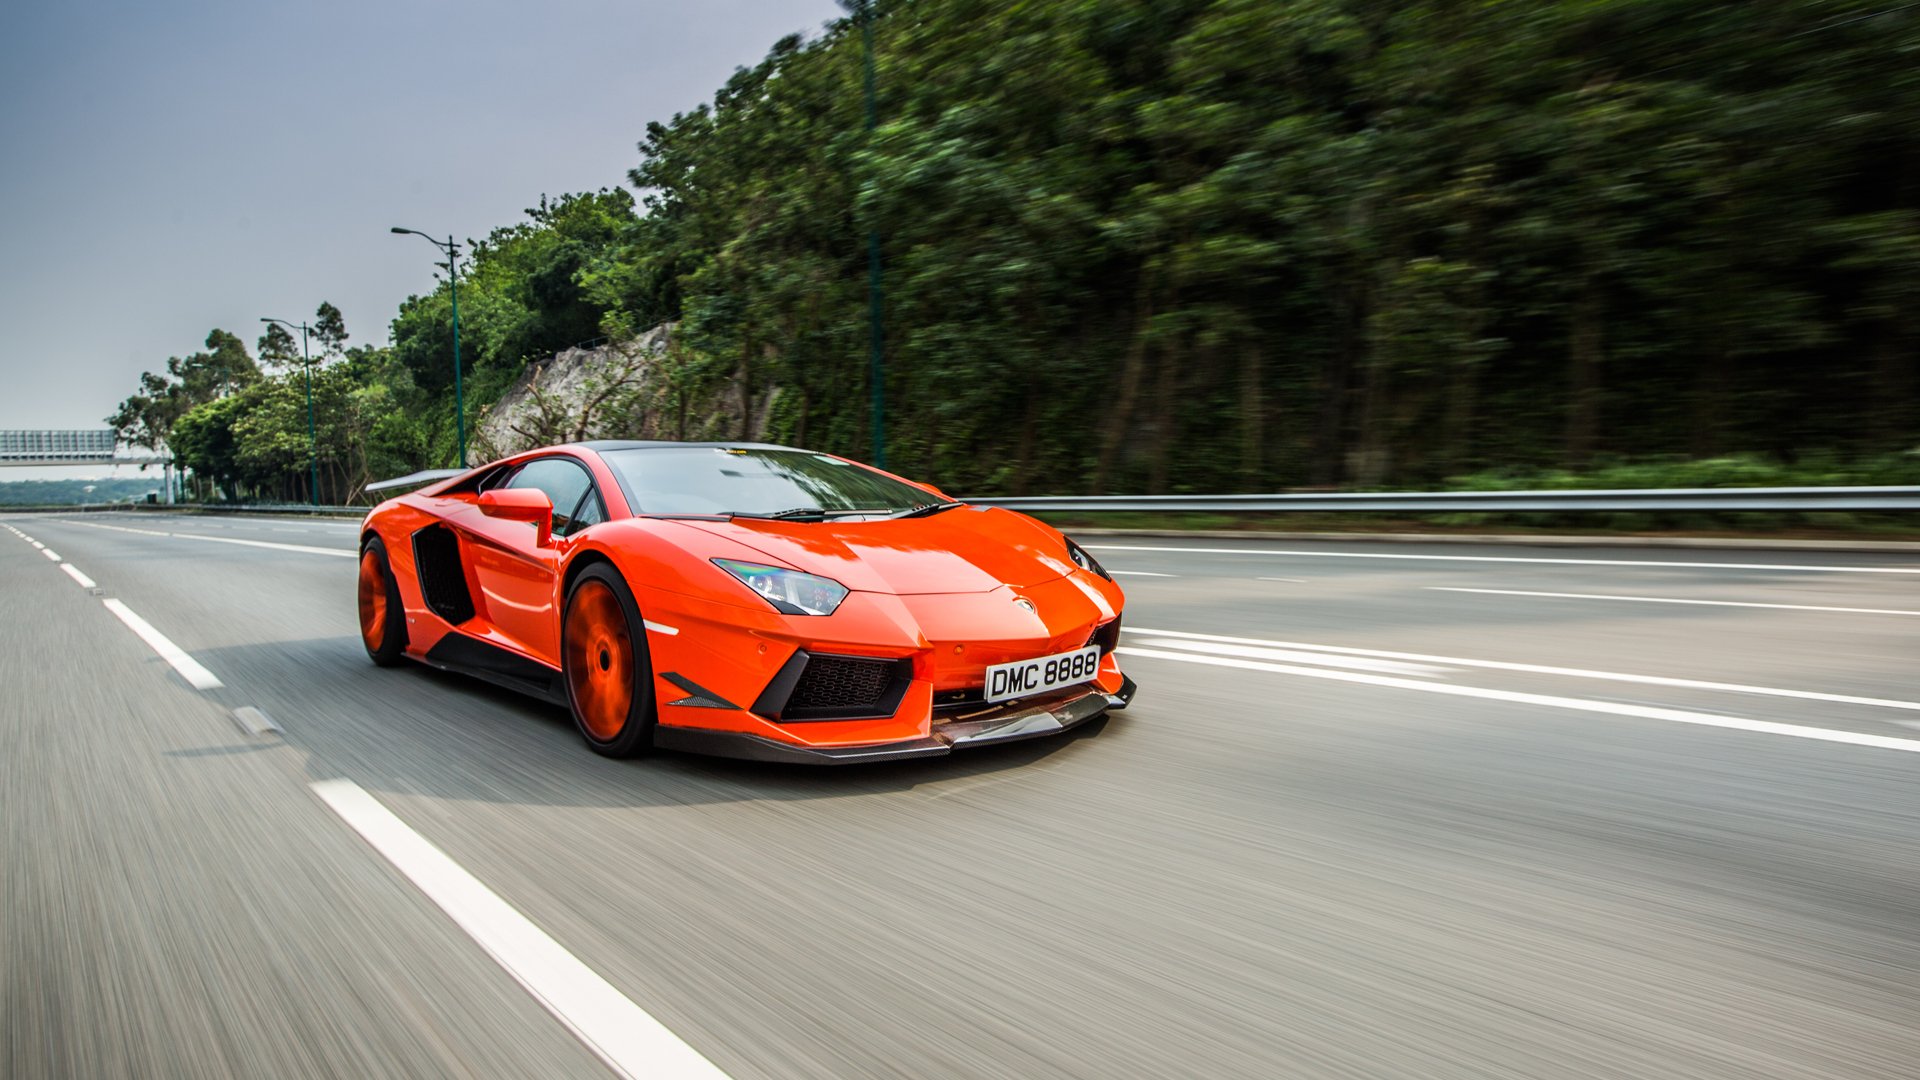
0, 0, 845, 480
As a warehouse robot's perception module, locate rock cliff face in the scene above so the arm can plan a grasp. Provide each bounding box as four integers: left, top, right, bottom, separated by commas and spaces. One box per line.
471, 327, 663, 460
472, 324, 785, 459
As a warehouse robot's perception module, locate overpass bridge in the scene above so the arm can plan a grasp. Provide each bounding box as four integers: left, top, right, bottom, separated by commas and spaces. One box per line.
1, 429, 175, 500
0, 429, 169, 466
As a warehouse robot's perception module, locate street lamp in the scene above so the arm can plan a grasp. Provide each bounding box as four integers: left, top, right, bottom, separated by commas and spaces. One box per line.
261, 317, 318, 507
850, 0, 886, 468
390, 227, 466, 468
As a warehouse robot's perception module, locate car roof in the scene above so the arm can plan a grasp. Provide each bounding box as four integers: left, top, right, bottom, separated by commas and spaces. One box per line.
575, 440, 803, 453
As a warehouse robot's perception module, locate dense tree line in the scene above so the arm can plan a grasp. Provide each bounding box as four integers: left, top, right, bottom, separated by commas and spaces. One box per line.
115, 0, 1920, 501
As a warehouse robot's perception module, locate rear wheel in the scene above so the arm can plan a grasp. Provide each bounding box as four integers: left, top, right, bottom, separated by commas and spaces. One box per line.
562, 564, 656, 757
358, 536, 406, 666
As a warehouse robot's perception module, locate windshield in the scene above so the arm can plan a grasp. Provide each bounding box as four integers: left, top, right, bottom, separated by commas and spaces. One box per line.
601, 447, 941, 517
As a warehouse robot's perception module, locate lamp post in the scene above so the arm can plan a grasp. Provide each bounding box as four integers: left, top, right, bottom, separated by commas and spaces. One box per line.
844, 0, 886, 467
261, 317, 318, 507
390, 227, 466, 468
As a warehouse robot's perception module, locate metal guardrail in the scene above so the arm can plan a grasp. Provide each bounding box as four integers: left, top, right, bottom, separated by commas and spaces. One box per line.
966, 487, 1920, 514
107, 485, 1920, 518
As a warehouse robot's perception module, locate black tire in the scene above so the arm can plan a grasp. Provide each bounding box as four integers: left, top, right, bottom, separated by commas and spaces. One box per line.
358, 536, 407, 667
561, 563, 657, 757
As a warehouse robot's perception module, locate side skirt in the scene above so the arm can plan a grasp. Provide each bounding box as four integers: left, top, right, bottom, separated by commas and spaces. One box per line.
420, 633, 568, 707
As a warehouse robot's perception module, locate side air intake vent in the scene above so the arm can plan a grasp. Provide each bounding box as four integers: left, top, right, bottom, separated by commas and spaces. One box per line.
752, 651, 913, 722
411, 524, 474, 624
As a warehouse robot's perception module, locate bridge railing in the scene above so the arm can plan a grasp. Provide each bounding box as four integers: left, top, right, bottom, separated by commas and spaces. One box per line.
87, 485, 1920, 517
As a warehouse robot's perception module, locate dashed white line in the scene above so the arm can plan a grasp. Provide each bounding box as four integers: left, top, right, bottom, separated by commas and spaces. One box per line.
1429, 586, 1920, 617
31, 540, 44, 549
42, 548, 61, 561
310, 780, 730, 1080
60, 563, 97, 589
1123, 626, 1920, 713
1087, 544, 1920, 574
1117, 646, 1920, 755
102, 599, 224, 690
230, 706, 283, 735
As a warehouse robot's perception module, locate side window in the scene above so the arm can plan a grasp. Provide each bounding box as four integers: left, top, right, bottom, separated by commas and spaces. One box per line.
505, 458, 597, 538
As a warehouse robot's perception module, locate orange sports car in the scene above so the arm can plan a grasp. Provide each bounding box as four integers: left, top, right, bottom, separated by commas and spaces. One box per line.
356, 441, 1135, 763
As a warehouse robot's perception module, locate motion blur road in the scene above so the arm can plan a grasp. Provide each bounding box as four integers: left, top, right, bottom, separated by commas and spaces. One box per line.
5, 511, 1920, 1079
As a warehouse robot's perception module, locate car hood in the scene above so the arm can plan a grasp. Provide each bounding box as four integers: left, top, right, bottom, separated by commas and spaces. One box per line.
675, 507, 1075, 595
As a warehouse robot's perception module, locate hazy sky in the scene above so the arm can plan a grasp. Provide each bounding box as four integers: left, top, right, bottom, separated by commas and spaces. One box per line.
0, 0, 844, 479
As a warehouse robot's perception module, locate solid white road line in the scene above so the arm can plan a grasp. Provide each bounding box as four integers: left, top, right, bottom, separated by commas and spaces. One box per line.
42, 548, 61, 561
102, 599, 224, 690
1257, 577, 1308, 583
55, 518, 354, 558
1428, 586, 1920, 617
1134, 637, 1450, 678
1117, 646, 1920, 755
170, 532, 356, 558
1087, 543, 1920, 574
1123, 626, 1920, 713
60, 563, 97, 589
1110, 570, 1175, 577
310, 780, 730, 1080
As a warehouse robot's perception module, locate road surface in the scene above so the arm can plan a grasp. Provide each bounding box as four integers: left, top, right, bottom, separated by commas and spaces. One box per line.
5, 511, 1919, 1079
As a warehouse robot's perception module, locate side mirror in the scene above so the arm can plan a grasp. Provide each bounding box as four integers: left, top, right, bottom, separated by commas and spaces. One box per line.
478, 488, 554, 547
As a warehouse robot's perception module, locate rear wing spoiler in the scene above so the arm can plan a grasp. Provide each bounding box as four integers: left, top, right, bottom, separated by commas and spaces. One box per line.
364, 468, 464, 495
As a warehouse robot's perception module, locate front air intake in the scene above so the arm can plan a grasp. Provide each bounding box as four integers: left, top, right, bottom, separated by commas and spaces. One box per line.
752, 651, 913, 722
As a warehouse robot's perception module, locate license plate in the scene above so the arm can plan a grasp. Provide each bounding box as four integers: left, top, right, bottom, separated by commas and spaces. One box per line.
983, 645, 1101, 704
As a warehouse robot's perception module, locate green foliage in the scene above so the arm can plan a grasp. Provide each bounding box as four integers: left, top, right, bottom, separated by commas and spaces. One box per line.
110, 0, 1920, 506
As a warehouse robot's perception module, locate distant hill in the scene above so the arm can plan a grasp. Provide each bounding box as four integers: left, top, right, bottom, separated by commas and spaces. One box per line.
0, 478, 164, 506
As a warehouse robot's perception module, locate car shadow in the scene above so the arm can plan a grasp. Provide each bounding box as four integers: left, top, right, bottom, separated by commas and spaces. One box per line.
185, 634, 1125, 810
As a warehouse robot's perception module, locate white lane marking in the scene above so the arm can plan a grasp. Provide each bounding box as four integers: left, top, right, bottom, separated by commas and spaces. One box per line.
310, 780, 730, 1080
42, 548, 61, 561
1110, 570, 1175, 578
55, 519, 354, 558
1257, 577, 1308, 583
56, 519, 171, 537
642, 620, 680, 636
1117, 646, 1920, 755
1429, 586, 1920, 617
60, 563, 97, 589
1086, 544, 1920, 575
102, 599, 224, 690
230, 706, 283, 735
1134, 637, 1450, 678
31, 541, 44, 548
170, 533, 356, 558
1123, 626, 1920, 713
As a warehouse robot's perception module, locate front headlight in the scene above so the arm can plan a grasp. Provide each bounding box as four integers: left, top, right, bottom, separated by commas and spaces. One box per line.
1065, 537, 1111, 581
712, 559, 849, 616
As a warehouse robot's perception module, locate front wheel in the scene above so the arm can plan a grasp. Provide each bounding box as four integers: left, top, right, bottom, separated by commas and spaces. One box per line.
562, 564, 656, 757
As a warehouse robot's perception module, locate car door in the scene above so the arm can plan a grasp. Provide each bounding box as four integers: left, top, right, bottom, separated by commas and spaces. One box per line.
466, 456, 604, 664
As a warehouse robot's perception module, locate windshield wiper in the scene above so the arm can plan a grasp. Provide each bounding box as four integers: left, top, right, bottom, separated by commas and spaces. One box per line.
729, 506, 891, 521
894, 501, 965, 518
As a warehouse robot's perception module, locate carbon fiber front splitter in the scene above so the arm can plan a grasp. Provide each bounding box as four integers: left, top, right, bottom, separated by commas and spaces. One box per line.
652, 674, 1136, 765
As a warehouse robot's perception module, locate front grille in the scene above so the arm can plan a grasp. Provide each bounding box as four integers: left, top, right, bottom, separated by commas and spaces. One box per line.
790, 656, 895, 712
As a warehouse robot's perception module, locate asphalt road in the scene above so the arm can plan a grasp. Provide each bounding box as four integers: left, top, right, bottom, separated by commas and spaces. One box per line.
5, 511, 1920, 1079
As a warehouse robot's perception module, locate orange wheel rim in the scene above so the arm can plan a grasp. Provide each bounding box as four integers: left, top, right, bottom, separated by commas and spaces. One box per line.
566, 581, 632, 741
358, 551, 388, 651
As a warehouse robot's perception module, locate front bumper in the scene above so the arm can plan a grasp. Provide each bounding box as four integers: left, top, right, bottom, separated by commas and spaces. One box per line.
653, 674, 1136, 765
